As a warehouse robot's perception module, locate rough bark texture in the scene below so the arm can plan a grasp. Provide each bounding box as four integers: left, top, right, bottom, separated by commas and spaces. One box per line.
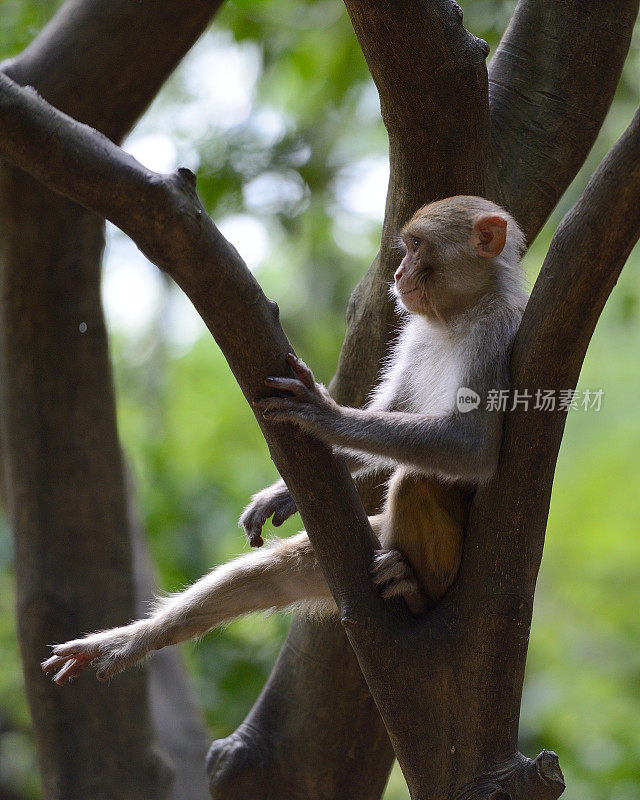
1, 0, 639, 797
488, 0, 639, 243
0, 2, 223, 798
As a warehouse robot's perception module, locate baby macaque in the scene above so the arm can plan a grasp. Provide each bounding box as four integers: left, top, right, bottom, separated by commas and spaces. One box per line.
42, 196, 527, 684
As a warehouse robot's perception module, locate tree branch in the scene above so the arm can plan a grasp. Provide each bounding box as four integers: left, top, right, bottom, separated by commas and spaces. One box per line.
446, 100, 640, 799
335, 0, 491, 403
487, 0, 639, 243
3, 0, 225, 140
0, 2, 224, 796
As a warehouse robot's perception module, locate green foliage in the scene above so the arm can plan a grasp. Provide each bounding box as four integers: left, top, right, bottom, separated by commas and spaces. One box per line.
0, 0, 62, 60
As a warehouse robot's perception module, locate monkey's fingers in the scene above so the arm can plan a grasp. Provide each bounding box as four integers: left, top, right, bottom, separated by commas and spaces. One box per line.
264, 376, 310, 397
238, 507, 267, 547
238, 517, 265, 547
370, 549, 403, 579
286, 353, 315, 389
254, 397, 309, 423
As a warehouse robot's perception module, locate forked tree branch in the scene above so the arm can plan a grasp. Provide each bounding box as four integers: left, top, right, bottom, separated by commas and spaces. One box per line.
487, 0, 639, 243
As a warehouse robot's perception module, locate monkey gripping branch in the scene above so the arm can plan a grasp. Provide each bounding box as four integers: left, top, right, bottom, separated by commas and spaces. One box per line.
2, 66, 640, 800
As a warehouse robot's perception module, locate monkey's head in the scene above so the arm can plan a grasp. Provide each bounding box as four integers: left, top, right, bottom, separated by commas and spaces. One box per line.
394, 196, 525, 321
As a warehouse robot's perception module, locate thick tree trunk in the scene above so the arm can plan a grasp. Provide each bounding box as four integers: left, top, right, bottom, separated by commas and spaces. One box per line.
0, 1, 223, 797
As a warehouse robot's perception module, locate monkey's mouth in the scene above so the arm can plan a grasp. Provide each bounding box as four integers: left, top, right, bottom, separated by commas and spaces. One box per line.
398, 285, 420, 297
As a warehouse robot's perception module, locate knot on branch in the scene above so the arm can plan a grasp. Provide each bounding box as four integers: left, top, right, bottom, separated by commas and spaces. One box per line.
176, 166, 197, 190
451, 1, 464, 23
477, 38, 491, 57
458, 750, 565, 800
207, 728, 271, 800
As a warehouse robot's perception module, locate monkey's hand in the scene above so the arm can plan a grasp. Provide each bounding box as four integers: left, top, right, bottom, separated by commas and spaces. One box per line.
239, 479, 298, 547
255, 353, 340, 437
41, 621, 158, 684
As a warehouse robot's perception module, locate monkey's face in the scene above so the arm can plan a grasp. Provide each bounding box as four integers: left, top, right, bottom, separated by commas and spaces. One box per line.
396, 198, 513, 321
393, 236, 438, 316
395, 231, 498, 320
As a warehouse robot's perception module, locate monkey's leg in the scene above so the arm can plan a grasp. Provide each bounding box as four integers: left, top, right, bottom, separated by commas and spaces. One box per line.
42, 533, 331, 683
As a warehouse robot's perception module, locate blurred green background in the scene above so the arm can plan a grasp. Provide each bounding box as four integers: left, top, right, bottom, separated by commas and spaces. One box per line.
1, 1, 639, 798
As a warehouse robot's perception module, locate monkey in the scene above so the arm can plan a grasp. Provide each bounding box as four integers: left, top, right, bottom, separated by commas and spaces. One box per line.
42, 196, 527, 684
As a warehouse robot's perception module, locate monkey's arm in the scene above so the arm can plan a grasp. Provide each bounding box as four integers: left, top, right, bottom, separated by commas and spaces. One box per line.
257, 355, 502, 482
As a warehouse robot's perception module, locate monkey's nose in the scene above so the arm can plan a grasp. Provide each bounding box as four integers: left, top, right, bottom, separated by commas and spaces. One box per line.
394, 267, 404, 281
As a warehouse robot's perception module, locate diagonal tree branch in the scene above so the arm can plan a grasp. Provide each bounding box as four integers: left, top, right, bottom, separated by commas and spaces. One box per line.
0, 73, 382, 616
211, 2, 495, 795
487, 0, 639, 243
0, 2, 224, 797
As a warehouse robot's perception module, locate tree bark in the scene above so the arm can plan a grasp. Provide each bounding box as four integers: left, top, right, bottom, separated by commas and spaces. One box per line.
487, 0, 639, 243
0, 2, 223, 797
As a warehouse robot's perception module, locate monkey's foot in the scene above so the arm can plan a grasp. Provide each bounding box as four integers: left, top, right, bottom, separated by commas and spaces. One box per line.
370, 549, 426, 615
41, 623, 154, 684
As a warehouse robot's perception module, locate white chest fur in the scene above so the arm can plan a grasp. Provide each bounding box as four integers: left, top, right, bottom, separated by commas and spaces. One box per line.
369, 316, 464, 417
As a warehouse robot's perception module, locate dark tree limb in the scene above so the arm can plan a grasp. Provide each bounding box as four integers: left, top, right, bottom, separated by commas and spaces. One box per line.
3, 0, 226, 141
487, 0, 639, 243
335, 0, 491, 404
0, 2, 223, 797
207, 3, 493, 795
443, 99, 640, 800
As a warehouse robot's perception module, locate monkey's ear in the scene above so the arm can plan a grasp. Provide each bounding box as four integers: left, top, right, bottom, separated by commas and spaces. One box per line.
470, 214, 507, 258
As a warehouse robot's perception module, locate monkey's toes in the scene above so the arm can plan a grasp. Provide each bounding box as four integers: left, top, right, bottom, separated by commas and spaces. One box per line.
380, 578, 425, 615
370, 549, 404, 586
42, 649, 96, 684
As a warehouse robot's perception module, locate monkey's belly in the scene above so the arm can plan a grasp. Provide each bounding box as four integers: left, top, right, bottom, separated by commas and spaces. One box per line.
379, 470, 471, 601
